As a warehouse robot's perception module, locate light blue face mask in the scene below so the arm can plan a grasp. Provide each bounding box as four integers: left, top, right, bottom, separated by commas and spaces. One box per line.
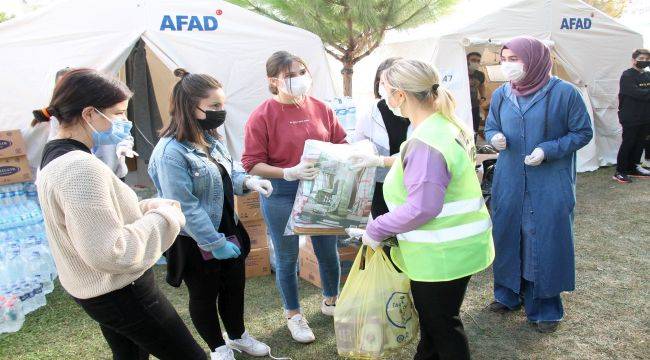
86, 109, 133, 146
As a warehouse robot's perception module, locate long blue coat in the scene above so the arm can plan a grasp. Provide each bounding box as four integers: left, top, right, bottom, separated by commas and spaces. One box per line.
485, 77, 593, 298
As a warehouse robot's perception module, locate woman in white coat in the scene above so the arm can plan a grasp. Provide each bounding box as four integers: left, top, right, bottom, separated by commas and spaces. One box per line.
349, 57, 412, 218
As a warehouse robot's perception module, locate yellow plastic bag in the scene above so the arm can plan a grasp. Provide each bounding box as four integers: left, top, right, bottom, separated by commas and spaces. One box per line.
334, 246, 418, 359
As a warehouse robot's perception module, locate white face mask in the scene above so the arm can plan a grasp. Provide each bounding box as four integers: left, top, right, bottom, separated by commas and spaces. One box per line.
378, 85, 388, 99
282, 74, 312, 97
501, 62, 526, 82
386, 89, 404, 117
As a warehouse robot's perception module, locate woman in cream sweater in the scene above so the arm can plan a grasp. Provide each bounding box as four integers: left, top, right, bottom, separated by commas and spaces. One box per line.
33, 68, 206, 360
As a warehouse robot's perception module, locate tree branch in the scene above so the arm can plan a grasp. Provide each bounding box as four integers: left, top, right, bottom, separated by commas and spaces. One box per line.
325, 47, 344, 61
243, 0, 290, 25
352, 38, 382, 64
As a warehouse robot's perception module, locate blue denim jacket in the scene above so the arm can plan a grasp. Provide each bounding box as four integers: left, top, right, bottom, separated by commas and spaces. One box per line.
148, 134, 249, 252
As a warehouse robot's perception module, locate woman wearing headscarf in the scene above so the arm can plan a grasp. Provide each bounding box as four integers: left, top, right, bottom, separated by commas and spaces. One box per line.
484, 37, 593, 333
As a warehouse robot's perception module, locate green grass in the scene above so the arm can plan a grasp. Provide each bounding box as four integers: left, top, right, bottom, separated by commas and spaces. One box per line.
1, 168, 648, 359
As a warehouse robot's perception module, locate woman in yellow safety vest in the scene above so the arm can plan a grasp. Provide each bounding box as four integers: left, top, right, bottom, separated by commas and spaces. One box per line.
355, 59, 494, 360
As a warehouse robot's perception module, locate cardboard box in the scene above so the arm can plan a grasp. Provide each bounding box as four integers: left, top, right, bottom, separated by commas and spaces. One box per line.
235, 191, 263, 221
0, 130, 27, 159
0, 155, 33, 185
299, 243, 360, 288
245, 247, 271, 279
300, 235, 314, 252
243, 219, 269, 250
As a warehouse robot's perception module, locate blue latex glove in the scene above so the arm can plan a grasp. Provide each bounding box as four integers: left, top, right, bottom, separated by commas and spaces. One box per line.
211, 241, 241, 260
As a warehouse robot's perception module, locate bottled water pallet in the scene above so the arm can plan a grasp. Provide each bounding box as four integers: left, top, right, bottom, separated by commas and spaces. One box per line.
0, 182, 57, 334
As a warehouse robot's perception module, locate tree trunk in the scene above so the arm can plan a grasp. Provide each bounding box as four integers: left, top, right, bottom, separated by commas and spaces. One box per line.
341, 62, 354, 97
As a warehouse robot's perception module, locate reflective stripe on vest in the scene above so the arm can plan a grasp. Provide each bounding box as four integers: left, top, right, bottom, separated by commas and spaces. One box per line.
396, 218, 492, 244
386, 197, 485, 218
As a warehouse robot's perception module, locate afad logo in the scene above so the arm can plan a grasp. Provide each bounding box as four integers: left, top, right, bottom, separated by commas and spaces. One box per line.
560, 17, 593, 30
0, 166, 20, 177
0, 139, 12, 151
160, 9, 223, 31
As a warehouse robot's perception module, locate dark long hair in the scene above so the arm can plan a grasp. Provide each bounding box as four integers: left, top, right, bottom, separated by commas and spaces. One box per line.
374, 57, 402, 99
159, 68, 222, 145
31, 68, 132, 127
265, 51, 309, 95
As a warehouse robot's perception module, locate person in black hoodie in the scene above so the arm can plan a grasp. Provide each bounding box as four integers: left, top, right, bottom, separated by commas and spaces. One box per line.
614, 48, 650, 183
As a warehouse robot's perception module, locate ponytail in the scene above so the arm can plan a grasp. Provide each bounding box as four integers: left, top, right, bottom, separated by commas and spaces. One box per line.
31, 106, 59, 127
435, 87, 475, 152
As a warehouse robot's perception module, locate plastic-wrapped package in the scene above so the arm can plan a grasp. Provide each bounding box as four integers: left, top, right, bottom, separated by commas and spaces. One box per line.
285, 140, 376, 236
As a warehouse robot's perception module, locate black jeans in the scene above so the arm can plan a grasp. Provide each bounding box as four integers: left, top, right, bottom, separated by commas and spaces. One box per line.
617, 123, 650, 173
643, 127, 650, 160
471, 107, 481, 134
74, 269, 206, 360
411, 276, 472, 360
181, 236, 246, 351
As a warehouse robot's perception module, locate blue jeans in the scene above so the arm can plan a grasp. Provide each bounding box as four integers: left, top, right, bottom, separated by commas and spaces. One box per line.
260, 179, 340, 311
494, 281, 564, 323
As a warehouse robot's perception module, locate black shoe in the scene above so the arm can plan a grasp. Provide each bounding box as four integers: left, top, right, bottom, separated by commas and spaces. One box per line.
536, 321, 560, 333
629, 166, 650, 178
612, 172, 633, 184
487, 301, 521, 314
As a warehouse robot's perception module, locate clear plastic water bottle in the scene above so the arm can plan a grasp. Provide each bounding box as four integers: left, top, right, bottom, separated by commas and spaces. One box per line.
0, 248, 9, 289
14, 186, 27, 204
12, 285, 33, 314
29, 278, 46, 310
5, 241, 23, 287
26, 250, 54, 294
0, 294, 25, 333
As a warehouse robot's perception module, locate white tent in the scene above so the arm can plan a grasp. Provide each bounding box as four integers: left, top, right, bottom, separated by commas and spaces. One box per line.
0, 0, 335, 175
346, 0, 643, 172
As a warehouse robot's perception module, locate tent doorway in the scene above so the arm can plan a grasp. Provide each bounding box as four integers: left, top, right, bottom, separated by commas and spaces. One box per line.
119, 40, 177, 188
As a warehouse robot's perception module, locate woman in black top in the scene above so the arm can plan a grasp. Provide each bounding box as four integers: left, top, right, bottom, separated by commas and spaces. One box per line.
349, 57, 411, 218
147, 69, 273, 360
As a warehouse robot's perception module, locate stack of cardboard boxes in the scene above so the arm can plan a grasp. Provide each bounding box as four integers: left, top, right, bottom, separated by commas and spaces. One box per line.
235, 191, 271, 278
299, 236, 360, 289
0, 130, 32, 185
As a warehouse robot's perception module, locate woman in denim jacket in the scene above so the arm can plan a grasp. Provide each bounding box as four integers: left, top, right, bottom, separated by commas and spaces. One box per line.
148, 69, 273, 360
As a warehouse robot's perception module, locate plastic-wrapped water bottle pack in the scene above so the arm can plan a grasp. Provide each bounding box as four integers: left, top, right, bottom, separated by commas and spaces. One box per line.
0, 182, 57, 334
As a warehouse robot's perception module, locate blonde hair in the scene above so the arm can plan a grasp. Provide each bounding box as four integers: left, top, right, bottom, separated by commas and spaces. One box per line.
384, 59, 475, 150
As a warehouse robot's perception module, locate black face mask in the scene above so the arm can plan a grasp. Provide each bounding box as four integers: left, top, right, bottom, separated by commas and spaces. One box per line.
197, 109, 226, 130
636, 60, 650, 70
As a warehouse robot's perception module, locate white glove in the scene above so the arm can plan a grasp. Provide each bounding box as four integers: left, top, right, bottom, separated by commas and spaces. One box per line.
245, 176, 274, 197
139, 198, 181, 213
524, 147, 545, 166
139, 198, 185, 227
362, 232, 381, 250
282, 161, 319, 181
116, 140, 139, 158
348, 153, 385, 170
491, 133, 507, 151
345, 227, 366, 239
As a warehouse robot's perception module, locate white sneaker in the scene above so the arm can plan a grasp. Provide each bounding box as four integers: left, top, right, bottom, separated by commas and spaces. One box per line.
210, 345, 235, 360
287, 314, 316, 343
320, 299, 336, 316
635, 164, 650, 176
224, 330, 270, 357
